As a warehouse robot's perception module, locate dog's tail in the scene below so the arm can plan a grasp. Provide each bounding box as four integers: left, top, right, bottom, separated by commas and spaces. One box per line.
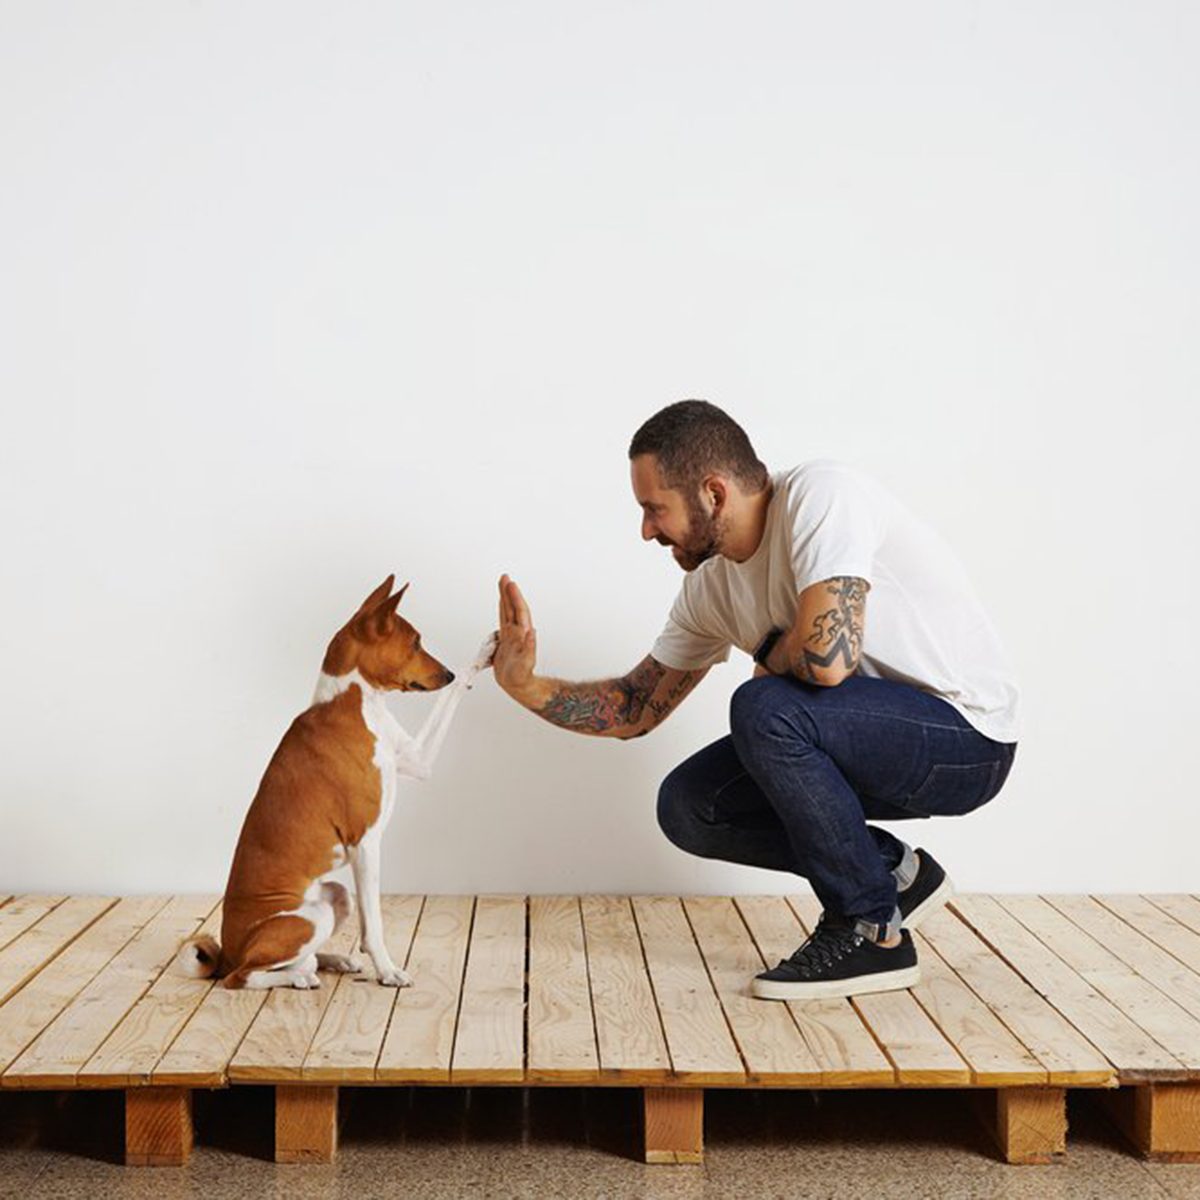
175, 934, 223, 979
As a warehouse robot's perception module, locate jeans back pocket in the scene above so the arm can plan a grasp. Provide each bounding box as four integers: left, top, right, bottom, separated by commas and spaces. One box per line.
907, 760, 1000, 816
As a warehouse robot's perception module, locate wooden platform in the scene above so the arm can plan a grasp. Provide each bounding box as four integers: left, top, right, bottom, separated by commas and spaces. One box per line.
3, 892, 1200, 1165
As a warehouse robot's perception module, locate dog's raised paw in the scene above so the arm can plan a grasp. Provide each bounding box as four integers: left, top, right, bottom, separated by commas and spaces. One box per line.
471, 632, 499, 671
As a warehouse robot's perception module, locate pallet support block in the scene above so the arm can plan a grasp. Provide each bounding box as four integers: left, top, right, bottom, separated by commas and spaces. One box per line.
1099, 1083, 1200, 1161
125, 1087, 194, 1167
276, 1084, 339, 1163
643, 1087, 703, 1164
978, 1087, 1067, 1164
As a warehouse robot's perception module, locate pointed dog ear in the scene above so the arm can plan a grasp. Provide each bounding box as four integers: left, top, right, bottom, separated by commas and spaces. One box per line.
370, 584, 408, 638
357, 575, 395, 615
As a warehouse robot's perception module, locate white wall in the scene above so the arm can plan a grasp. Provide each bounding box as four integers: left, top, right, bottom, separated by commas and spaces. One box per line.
1, 2, 1195, 896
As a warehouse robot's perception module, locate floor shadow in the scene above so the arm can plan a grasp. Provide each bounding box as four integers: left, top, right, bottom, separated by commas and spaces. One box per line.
193, 1084, 276, 1161
0, 1089, 126, 1165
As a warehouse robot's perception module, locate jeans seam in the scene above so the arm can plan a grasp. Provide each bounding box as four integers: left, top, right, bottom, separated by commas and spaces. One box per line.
818, 707, 971, 732
713, 770, 751, 800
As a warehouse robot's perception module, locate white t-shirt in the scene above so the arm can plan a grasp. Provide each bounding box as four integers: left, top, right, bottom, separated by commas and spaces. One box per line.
650, 459, 1021, 744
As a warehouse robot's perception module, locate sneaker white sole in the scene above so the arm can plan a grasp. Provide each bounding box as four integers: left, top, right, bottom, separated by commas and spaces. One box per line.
901, 874, 955, 931
750, 962, 921, 1001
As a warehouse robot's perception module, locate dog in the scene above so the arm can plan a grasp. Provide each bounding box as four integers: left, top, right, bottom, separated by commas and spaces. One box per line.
175, 575, 496, 989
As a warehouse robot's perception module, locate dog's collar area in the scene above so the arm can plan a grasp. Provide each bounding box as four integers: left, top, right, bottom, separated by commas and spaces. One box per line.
313, 668, 377, 706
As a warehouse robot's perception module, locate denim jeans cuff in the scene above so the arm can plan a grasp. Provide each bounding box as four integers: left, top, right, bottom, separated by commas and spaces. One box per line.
891, 841, 918, 891
854, 904, 903, 944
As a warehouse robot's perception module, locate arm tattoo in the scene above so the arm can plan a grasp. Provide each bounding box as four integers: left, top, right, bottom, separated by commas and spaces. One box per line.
646, 669, 703, 727
538, 658, 665, 734
535, 659, 702, 737
799, 576, 868, 679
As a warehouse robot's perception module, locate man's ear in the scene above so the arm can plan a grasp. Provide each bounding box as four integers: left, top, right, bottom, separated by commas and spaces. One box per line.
701, 474, 729, 514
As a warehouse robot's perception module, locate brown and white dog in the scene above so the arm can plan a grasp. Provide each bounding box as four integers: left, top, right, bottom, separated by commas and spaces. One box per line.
175, 575, 495, 989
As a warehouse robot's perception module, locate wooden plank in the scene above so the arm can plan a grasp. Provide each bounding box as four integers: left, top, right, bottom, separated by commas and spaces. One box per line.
632, 895, 744, 1085
80, 903, 223, 1087
6, 895, 214, 1088
683, 895, 822, 1086
643, 1087, 703, 1163
735, 895, 893, 1087
126, 1086, 193, 1166
919, 906, 1115, 1086
228, 916, 359, 1082
302, 894, 423, 1082
789, 895, 970, 1086
996, 895, 1200, 1074
0, 897, 66, 952
1046, 895, 1200, 1029
526, 895, 599, 1084
1145, 895, 1200, 936
376, 895, 474, 1083
909, 926, 1046, 1085
581, 895, 671, 1083
0, 895, 117, 1005
951, 895, 1185, 1081
451, 895, 526, 1084
1099, 1082, 1200, 1161
1096, 895, 1200, 979
0, 896, 168, 1083
276, 1085, 338, 1163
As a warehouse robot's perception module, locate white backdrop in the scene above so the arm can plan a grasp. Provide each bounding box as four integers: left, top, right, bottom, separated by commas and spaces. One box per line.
1, 2, 1195, 896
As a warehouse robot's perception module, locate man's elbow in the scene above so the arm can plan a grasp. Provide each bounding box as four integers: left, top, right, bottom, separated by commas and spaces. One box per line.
795, 661, 856, 687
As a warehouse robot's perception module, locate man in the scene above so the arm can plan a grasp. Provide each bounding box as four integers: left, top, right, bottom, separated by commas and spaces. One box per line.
492, 400, 1019, 1000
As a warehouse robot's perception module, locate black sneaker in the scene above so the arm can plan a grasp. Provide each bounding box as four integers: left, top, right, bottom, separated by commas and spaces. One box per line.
751, 915, 920, 1001
897, 847, 954, 930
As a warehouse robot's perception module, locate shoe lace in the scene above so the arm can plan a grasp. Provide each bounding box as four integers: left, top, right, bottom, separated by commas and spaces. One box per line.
779, 916, 864, 978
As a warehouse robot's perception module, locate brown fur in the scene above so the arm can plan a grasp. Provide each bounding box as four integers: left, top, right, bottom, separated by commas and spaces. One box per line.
177, 575, 453, 988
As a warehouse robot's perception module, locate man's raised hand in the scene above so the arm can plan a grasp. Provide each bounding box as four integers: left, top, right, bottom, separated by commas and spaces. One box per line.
494, 573, 538, 697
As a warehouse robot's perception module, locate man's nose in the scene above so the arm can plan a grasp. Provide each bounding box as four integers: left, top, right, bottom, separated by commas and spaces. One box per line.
641, 517, 657, 541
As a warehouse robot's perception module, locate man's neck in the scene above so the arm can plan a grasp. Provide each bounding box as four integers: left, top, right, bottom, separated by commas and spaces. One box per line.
720, 479, 775, 563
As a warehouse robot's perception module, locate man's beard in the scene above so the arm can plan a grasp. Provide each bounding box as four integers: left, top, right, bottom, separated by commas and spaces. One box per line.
660, 496, 723, 572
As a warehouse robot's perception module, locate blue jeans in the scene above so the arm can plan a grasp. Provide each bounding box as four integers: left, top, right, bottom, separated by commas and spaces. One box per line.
656, 674, 1017, 941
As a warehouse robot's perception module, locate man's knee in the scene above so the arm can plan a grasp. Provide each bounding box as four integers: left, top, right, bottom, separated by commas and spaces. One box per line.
729, 675, 816, 753
656, 766, 702, 852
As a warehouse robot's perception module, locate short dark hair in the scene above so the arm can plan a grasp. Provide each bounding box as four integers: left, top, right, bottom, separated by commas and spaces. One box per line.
628, 400, 769, 494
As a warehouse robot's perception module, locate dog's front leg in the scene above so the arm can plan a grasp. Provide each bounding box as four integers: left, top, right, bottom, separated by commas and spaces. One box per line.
349, 832, 411, 987
401, 633, 497, 779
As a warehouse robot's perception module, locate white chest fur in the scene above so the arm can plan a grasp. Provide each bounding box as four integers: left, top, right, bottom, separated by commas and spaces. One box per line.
313, 669, 408, 834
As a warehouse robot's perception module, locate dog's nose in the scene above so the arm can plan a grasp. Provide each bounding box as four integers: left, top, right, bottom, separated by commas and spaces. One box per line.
444, 671, 456, 685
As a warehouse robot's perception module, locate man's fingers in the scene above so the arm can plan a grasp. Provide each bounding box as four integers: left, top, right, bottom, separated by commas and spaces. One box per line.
508, 579, 532, 628
499, 574, 515, 627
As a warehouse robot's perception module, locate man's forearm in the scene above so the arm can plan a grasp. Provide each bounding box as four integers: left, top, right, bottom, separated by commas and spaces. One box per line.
764, 630, 825, 684
503, 663, 665, 738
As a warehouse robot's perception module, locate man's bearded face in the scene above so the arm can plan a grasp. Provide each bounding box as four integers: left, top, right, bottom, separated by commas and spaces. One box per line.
658, 489, 723, 572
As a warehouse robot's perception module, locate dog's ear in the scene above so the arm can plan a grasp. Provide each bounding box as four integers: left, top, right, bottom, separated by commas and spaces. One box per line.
357, 575, 395, 615
369, 584, 408, 638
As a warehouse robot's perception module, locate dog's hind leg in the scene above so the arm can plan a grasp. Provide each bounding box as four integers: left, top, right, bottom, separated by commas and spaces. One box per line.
242, 961, 320, 989
221, 914, 322, 990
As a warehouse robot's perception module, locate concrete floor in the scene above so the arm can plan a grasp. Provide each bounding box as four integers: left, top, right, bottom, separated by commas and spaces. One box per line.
3, 1085, 1200, 1199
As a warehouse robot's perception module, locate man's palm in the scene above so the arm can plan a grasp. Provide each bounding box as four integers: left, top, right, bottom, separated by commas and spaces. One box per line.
495, 574, 536, 693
